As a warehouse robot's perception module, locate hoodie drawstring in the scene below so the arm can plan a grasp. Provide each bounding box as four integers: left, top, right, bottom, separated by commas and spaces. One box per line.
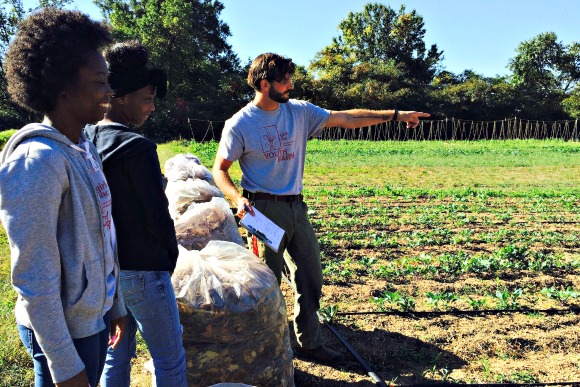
70, 141, 101, 172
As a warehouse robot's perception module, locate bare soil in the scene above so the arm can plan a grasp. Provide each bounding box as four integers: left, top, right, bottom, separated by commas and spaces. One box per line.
131, 195, 580, 386
287, 282, 580, 386
287, 196, 580, 386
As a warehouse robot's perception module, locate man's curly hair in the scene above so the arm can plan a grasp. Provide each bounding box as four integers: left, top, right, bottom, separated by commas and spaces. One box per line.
247, 53, 296, 91
5, 7, 112, 114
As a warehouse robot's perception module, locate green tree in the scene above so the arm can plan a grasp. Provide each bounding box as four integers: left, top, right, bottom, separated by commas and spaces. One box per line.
0, 0, 26, 129
314, 3, 442, 84
310, 57, 418, 111
433, 70, 519, 120
559, 42, 580, 118
308, 3, 441, 112
508, 32, 579, 119
509, 32, 580, 94
562, 86, 580, 118
94, 0, 248, 141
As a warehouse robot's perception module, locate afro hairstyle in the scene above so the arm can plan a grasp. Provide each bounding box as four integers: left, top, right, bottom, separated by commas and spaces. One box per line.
5, 7, 112, 114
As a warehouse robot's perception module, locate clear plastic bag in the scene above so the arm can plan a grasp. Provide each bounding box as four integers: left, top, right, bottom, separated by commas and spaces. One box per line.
174, 197, 243, 250
165, 179, 224, 221
172, 241, 294, 386
173, 242, 276, 311
164, 153, 215, 184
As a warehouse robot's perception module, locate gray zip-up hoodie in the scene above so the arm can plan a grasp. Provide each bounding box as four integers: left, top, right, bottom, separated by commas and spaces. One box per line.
0, 124, 126, 383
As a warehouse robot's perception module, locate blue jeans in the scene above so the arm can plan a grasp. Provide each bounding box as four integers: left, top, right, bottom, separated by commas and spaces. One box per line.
18, 312, 110, 387
100, 271, 187, 387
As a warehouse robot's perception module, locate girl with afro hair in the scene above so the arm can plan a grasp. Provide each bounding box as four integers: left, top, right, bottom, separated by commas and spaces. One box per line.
0, 8, 127, 387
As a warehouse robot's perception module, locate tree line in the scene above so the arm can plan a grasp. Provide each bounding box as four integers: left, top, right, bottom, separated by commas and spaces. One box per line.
1, 1, 579, 142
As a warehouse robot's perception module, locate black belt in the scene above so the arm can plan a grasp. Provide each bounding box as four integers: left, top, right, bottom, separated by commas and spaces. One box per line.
243, 189, 303, 203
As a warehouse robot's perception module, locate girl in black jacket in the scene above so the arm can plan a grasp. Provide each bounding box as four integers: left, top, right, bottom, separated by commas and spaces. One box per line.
85, 40, 187, 387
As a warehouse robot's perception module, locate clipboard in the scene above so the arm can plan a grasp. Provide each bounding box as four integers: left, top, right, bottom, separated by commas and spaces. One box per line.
239, 207, 285, 252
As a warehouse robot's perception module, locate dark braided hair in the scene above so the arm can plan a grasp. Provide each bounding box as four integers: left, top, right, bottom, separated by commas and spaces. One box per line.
5, 7, 112, 114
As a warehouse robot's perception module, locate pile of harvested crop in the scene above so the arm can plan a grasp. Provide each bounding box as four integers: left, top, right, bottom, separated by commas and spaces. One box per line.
174, 197, 242, 250
165, 153, 243, 249
172, 241, 294, 387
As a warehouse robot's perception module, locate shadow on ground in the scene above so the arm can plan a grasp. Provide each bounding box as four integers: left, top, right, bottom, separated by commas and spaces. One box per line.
290, 320, 467, 386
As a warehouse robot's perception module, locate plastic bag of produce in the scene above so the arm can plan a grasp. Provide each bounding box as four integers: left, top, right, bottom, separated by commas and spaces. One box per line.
172, 241, 294, 387
174, 197, 243, 250
164, 153, 215, 184
166, 178, 224, 221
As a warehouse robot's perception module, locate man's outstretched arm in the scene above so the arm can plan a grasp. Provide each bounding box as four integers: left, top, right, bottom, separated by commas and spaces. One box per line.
326, 109, 430, 129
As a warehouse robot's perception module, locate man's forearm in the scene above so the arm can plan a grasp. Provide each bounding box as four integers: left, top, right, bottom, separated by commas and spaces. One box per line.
213, 169, 243, 205
327, 109, 397, 128
349, 109, 397, 124
327, 109, 429, 129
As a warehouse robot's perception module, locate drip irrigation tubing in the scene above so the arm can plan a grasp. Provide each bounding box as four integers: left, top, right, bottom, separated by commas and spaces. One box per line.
335, 307, 580, 318
323, 320, 388, 387
324, 320, 580, 387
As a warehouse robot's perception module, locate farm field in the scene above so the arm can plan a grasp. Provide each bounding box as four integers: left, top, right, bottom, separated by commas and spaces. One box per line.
1, 139, 579, 386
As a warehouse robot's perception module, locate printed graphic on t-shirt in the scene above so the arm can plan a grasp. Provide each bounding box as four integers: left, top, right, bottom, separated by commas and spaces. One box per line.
259, 125, 295, 162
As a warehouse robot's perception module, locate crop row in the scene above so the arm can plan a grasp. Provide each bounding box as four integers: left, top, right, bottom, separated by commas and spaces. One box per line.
365, 286, 580, 313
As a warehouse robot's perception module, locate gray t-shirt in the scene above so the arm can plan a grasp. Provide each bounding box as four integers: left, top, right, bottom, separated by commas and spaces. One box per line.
218, 100, 330, 195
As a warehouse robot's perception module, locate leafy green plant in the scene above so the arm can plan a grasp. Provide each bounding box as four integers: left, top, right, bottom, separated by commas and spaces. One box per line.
370, 290, 416, 312
319, 305, 339, 322
438, 367, 452, 381
467, 297, 487, 311
399, 295, 416, 312
371, 290, 402, 311
359, 256, 377, 269
481, 358, 491, 379
496, 371, 538, 383
426, 291, 459, 311
541, 286, 580, 305
494, 244, 529, 268
495, 288, 524, 310
497, 212, 513, 223
322, 258, 353, 280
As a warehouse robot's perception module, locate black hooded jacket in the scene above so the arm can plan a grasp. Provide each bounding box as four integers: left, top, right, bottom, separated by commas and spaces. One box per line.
85, 123, 178, 271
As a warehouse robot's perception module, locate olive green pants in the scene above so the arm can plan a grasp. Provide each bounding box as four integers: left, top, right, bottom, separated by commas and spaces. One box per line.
250, 199, 323, 349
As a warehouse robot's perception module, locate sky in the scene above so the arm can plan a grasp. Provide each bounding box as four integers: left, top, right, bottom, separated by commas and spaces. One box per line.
19, 0, 580, 78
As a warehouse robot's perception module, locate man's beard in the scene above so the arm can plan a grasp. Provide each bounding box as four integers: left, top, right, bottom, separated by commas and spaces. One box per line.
268, 87, 290, 103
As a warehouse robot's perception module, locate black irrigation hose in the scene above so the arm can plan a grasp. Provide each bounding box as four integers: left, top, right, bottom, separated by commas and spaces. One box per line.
323, 320, 388, 387
326, 317, 580, 387
324, 320, 580, 387
336, 307, 580, 318
326, 308, 580, 386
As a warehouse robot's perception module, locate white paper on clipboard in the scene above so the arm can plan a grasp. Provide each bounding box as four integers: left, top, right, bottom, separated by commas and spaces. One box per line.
240, 207, 285, 252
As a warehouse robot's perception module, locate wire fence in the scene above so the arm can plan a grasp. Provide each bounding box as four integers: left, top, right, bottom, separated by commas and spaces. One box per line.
190, 118, 580, 142
318, 118, 580, 141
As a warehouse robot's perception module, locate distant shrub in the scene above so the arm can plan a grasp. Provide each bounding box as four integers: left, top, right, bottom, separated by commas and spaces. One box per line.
0, 129, 17, 150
